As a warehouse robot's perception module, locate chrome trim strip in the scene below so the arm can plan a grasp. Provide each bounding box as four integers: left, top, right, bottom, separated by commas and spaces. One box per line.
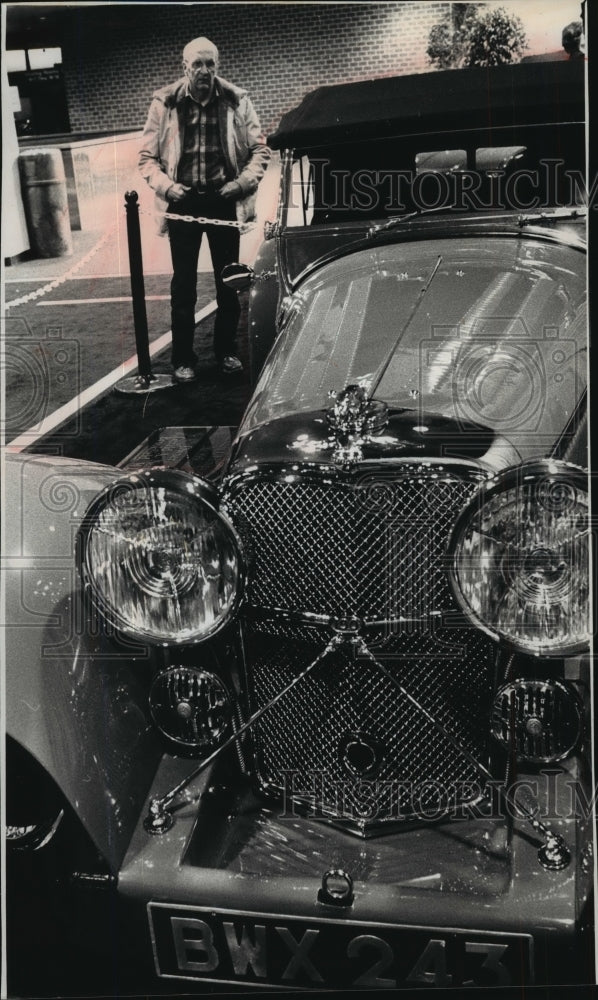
550, 390, 587, 463
241, 603, 444, 630
223, 458, 488, 498
6, 809, 65, 851
242, 606, 333, 627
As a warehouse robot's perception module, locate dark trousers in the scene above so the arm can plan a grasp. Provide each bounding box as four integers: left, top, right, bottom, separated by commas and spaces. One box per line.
167, 191, 241, 368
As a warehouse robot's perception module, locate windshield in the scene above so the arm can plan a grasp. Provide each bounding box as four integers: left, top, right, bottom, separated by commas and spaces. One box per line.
242, 235, 586, 460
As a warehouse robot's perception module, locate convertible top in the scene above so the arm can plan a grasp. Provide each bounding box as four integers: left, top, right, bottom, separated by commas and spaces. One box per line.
267, 59, 585, 151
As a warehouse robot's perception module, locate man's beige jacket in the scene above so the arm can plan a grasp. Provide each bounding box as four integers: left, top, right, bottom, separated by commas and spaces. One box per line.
139, 75, 270, 233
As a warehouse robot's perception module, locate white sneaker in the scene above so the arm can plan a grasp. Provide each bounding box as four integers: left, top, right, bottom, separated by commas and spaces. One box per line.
173, 365, 196, 382
221, 355, 243, 374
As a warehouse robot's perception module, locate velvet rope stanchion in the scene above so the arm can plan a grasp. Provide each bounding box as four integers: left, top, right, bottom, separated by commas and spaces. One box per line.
115, 191, 174, 394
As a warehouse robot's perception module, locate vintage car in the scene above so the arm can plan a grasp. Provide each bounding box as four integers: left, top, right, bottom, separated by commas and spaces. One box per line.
4, 59, 593, 995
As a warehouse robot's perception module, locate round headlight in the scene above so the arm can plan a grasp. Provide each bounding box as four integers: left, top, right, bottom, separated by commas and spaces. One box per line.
78, 470, 244, 644
448, 461, 589, 656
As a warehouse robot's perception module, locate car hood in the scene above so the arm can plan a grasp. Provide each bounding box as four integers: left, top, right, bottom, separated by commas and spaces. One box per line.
229, 407, 495, 472
242, 232, 586, 465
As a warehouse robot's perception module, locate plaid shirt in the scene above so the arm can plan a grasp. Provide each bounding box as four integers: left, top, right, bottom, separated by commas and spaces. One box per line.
178, 86, 227, 189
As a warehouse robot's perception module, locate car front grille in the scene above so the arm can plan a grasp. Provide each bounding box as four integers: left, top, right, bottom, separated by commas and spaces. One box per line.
226, 470, 482, 621
224, 465, 496, 830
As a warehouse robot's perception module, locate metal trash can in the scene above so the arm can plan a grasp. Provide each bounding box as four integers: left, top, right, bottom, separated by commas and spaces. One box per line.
18, 148, 73, 258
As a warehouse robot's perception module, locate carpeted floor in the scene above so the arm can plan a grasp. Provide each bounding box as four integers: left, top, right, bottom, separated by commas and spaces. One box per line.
16, 298, 252, 467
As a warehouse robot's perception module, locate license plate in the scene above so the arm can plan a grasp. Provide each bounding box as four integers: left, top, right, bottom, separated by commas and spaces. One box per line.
148, 903, 533, 989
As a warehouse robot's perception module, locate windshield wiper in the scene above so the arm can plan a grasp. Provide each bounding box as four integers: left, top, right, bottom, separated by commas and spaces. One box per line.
516, 207, 586, 227
370, 205, 587, 239
368, 206, 460, 238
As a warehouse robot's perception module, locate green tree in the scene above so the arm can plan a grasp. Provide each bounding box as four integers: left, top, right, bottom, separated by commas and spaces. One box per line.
427, 4, 528, 70
427, 3, 483, 70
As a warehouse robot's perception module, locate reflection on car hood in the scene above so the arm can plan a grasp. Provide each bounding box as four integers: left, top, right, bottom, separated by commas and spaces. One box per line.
242, 234, 586, 464
230, 408, 495, 471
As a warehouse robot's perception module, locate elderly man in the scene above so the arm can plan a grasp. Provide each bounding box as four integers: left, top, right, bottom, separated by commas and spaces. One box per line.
139, 37, 270, 380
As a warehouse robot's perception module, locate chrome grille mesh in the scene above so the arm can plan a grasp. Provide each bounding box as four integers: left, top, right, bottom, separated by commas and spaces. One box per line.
227, 474, 479, 620
244, 624, 494, 821
224, 468, 496, 825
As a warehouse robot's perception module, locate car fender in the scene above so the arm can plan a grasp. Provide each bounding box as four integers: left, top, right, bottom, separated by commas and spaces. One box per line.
4, 452, 163, 871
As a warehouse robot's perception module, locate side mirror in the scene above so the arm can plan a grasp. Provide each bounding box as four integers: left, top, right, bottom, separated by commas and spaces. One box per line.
222, 263, 254, 292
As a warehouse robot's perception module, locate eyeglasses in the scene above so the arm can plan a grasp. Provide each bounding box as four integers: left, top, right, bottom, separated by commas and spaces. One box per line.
184, 59, 217, 72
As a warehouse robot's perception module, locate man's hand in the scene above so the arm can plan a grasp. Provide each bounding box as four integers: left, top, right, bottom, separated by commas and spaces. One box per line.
219, 181, 243, 200
167, 183, 191, 202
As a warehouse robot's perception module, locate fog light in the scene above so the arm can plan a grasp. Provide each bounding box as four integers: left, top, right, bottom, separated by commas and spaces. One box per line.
491, 678, 582, 764
149, 666, 231, 752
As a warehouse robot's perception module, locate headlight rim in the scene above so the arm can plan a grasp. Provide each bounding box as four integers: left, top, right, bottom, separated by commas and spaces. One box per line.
447, 458, 589, 658
77, 467, 246, 646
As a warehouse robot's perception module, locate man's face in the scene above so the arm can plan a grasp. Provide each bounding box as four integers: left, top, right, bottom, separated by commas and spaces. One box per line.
183, 47, 218, 100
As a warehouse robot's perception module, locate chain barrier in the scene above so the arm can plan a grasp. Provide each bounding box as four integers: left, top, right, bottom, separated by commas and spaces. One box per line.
159, 209, 256, 233
5, 222, 119, 311
5, 209, 255, 313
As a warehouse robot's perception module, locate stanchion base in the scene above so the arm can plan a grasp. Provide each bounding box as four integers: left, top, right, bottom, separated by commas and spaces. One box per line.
115, 373, 175, 395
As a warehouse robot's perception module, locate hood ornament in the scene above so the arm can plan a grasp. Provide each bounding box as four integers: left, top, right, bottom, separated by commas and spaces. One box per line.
327, 385, 388, 467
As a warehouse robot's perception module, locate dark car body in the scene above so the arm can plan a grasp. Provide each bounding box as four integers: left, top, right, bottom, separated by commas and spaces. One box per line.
4, 60, 593, 995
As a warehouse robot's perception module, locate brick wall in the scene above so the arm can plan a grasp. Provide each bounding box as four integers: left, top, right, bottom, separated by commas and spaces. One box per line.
61, 2, 450, 136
